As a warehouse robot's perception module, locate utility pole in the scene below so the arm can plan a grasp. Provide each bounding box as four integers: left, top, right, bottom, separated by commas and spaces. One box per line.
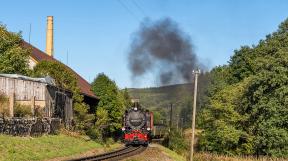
169, 103, 173, 132
190, 69, 200, 161
181, 117, 184, 135
176, 114, 179, 130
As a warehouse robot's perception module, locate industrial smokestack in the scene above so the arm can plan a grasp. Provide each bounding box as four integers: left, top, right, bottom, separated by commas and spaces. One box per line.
46, 16, 54, 57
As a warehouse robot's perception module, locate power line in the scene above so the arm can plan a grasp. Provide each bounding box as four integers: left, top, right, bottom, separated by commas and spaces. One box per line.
117, 0, 140, 22
131, 0, 146, 17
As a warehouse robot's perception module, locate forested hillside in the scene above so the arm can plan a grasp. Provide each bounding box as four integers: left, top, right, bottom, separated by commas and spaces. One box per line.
128, 74, 209, 127
128, 83, 193, 125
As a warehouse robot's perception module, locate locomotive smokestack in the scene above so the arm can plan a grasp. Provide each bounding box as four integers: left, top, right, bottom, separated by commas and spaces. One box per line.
46, 16, 54, 57
131, 98, 140, 108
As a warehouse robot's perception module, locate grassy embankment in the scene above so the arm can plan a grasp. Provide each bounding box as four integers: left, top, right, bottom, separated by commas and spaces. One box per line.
0, 133, 119, 161
156, 144, 186, 161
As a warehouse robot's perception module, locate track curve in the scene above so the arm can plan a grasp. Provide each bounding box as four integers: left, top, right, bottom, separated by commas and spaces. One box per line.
68, 145, 147, 161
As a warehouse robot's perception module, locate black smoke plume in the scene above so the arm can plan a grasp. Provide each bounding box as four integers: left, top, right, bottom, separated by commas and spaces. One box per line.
128, 18, 203, 85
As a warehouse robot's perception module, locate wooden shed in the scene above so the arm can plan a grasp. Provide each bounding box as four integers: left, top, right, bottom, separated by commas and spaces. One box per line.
0, 74, 73, 126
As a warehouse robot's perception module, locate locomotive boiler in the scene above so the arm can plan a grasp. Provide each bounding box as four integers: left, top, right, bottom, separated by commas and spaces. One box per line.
122, 103, 153, 146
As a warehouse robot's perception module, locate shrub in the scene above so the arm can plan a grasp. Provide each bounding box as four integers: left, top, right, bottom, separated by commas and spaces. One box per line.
14, 103, 32, 117
34, 105, 44, 118
163, 128, 188, 156
0, 93, 9, 117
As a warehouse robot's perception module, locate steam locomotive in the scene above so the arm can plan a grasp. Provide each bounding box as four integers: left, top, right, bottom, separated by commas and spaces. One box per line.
122, 103, 153, 146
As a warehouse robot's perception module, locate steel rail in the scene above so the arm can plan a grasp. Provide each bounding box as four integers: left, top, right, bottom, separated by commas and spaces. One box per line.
68, 145, 146, 161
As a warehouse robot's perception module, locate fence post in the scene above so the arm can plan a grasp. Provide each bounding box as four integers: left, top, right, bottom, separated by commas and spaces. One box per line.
31, 96, 35, 116
9, 93, 14, 117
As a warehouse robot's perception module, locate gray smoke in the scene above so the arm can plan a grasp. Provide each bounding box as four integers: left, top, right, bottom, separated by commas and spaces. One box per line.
128, 18, 202, 85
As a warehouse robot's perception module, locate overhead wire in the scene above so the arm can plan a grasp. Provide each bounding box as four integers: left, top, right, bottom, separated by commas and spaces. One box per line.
117, 0, 140, 22
131, 0, 147, 17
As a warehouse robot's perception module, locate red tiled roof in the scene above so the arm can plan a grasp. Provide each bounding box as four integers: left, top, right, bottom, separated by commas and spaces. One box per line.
22, 41, 98, 100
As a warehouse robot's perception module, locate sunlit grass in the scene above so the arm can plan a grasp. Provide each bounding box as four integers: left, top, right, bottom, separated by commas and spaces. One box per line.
0, 134, 102, 161
155, 144, 186, 161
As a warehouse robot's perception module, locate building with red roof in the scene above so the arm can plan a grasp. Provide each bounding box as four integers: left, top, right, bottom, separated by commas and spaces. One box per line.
22, 41, 99, 111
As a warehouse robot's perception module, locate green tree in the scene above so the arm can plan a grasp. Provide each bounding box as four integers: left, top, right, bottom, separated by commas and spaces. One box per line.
153, 110, 165, 124
199, 18, 288, 157
87, 107, 109, 141
122, 88, 132, 107
33, 60, 93, 132
199, 78, 253, 155
91, 73, 126, 137
0, 24, 30, 75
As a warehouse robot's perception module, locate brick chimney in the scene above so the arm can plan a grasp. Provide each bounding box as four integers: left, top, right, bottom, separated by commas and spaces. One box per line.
46, 16, 54, 57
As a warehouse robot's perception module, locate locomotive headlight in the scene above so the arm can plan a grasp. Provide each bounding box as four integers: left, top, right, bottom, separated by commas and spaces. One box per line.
122, 127, 125, 131
133, 107, 138, 111
147, 127, 151, 131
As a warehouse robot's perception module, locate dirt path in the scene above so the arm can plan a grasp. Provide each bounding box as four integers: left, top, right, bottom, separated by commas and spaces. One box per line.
122, 144, 184, 161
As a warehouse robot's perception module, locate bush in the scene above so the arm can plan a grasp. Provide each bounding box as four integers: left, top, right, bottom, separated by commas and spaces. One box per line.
163, 128, 188, 156
0, 93, 9, 117
34, 105, 44, 118
86, 127, 102, 141
14, 103, 32, 117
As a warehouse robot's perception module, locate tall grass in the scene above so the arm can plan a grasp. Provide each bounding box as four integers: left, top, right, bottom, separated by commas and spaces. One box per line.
193, 152, 287, 161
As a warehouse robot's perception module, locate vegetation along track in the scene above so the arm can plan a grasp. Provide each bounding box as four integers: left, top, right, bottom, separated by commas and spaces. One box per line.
68, 145, 147, 161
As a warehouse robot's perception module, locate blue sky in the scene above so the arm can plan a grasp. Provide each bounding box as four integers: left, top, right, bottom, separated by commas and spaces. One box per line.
0, 0, 287, 88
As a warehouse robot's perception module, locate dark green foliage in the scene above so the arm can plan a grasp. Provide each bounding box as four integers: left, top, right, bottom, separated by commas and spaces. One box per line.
0, 24, 31, 75
14, 103, 33, 117
122, 88, 132, 107
163, 128, 188, 155
199, 18, 288, 157
153, 110, 166, 124
33, 60, 93, 132
33, 61, 78, 91
179, 98, 192, 129
91, 73, 126, 139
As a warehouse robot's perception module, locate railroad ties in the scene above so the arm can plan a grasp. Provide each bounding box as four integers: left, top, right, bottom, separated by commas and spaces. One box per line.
68, 145, 147, 161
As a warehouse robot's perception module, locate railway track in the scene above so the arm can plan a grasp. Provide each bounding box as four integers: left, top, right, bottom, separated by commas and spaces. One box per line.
68, 145, 147, 161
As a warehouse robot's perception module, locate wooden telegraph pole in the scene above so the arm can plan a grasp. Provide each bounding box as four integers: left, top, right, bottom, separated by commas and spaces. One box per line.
190, 69, 200, 161
169, 103, 173, 132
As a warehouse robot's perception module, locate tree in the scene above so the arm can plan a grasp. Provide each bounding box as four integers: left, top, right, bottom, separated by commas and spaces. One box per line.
91, 73, 126, 137
122, 88, 132, 107
87, 107, 109, 142
33, 60, 93, 132
153, 110, 166, 125
199, 78, 253, 155
179, 98, 192, 129
0, 24, 30, 75
199, 18, 288, 157
33, 60, 78, 90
